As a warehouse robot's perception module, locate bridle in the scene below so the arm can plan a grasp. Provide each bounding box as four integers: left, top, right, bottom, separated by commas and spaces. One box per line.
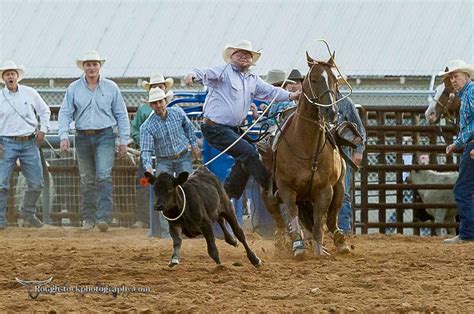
435, 92, 456, 121
302, 62, 338, 108
433, 87, 457, 143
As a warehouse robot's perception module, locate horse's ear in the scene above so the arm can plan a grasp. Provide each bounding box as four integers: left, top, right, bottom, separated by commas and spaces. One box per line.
328, 51, 336, 67
306, 51, 315, 66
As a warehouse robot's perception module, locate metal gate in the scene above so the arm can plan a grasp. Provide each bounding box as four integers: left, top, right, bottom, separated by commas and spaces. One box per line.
355, 105, 459, 235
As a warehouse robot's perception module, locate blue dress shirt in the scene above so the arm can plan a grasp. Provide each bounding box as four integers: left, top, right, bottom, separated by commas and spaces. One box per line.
58, 75, 130, 145
193, 64, 291, 126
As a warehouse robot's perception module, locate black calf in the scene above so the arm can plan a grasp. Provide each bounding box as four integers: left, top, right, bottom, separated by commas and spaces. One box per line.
144, 166, 261, 268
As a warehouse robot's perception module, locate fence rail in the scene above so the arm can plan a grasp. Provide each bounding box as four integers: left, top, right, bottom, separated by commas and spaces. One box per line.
356, 104, 459, 235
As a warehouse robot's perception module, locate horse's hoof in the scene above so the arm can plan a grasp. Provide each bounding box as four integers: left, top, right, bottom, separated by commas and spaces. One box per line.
333, 230, 351, 254
253, 257, 263, 268
168, 257, 180, 267
336, 245, 351, 254
294, 248, 306, 258
292, 239, 307, 258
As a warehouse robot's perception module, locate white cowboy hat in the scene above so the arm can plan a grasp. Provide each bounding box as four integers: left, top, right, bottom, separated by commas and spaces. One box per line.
222, 40, 262, 65
0, 60, 25, 83
142, 74, 174, 91
265, 69, 295, 86
438, 59, 474, 77
141, 87, 174, 103
75, 50, 106, 71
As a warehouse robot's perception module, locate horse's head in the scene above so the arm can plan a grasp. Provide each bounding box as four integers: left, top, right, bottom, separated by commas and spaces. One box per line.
425, 77, 460, 124
302, 52, 338, 122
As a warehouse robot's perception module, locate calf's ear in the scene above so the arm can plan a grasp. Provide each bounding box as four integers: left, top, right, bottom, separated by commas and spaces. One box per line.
175, 172, 189, 186
144, 171, 156, 185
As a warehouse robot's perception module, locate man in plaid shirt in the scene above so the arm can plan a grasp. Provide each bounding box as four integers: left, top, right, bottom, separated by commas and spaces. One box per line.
140, 88, 200, 176
443, 59, 474, 244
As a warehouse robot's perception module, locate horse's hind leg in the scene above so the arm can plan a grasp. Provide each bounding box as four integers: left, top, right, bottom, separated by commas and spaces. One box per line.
222, 211, 262, 267
328, 178, 350, 254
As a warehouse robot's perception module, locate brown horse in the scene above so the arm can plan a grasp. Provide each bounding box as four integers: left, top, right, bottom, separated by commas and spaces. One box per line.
425, 76, 461, 124
261, 52, 350, 257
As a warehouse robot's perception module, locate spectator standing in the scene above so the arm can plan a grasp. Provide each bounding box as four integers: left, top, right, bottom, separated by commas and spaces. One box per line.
140, 87, 200, 178
130, 74, 173, 229
443, 59, 474, 243
58, 50, 130, 232
140, 87, 199, 237
0, 60, 50, 229
333, 71, 366, 234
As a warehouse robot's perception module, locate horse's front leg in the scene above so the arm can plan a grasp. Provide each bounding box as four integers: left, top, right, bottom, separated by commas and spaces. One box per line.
277, 187, 306, 257
313, 187, 334, 256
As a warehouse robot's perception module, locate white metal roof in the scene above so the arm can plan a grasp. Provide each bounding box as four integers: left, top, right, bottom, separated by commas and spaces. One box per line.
1, 0, 472, 79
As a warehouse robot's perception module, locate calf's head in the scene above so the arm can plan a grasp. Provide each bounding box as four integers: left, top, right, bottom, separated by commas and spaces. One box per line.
144, 171, 189, 212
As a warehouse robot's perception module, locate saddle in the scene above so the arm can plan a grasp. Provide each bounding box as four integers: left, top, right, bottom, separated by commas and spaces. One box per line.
257, 113, 364, 177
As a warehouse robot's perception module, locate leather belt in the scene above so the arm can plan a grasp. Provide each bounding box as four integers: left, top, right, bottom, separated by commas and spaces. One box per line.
157, 149, 188, 160
4, 134, 35, 141
77, 128, 108, 136
203, 118, 219, 126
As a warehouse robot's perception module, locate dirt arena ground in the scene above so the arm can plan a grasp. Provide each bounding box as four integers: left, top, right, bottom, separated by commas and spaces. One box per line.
0, 227, 473, 312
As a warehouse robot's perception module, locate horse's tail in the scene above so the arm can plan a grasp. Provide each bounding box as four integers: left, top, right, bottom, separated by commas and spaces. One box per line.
297, 200, 313, 231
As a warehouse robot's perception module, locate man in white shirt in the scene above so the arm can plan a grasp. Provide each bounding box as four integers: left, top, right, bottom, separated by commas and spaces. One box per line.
0, 60, 51, 229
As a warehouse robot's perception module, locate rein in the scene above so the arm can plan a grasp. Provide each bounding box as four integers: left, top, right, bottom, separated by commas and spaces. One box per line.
162, 185, 187, 221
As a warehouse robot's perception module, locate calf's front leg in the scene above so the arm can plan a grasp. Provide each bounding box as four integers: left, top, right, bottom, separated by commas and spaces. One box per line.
169, 223, 182, 267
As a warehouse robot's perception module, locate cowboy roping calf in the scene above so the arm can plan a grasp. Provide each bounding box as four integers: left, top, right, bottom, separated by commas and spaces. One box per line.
144, 166, 262, 267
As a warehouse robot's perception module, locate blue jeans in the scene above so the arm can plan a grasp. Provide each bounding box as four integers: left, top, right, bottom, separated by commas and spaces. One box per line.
337, 147, 352, 233
75, 128, 115, 223
155, 152, 193, 175
453, 141, 474, 240
201, 123, 270, 199
0, 137, 43, 223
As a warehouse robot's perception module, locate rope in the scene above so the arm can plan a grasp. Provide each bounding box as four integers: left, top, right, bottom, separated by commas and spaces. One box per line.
162, 185, 186, 221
